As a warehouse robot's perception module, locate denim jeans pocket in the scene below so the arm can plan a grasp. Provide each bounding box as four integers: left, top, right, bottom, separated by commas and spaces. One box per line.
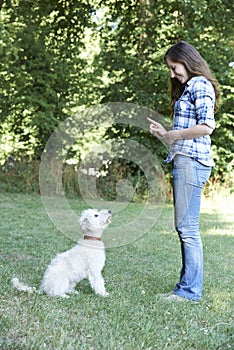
186, 162, 211, 189
194, 166, 211, 188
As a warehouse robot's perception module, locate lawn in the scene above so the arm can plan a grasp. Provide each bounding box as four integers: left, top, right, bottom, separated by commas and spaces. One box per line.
0, 192, 233, 349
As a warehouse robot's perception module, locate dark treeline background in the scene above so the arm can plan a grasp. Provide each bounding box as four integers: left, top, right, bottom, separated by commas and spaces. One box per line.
0, 0, 233, 195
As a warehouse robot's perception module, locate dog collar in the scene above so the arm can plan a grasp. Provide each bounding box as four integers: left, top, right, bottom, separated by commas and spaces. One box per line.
83, 235, 102, 241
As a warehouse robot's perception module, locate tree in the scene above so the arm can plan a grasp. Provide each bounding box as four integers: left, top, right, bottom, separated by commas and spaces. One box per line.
0, 0, 233, 190
0, 0, 95, 158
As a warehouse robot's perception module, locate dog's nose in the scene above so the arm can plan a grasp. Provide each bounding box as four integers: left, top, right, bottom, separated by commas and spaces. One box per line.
108, 210, 112, 214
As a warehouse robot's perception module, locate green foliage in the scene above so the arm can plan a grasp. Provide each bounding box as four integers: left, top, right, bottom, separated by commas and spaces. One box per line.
212, 85, 234, 181
0, 0, 94, 157
0, 0, 233, 193
0, 159, 40, 193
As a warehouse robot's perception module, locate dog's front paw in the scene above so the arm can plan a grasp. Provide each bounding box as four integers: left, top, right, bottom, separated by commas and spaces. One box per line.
102, 291, 109, 297
61, 294, 70, 299
70, 290, 79, 295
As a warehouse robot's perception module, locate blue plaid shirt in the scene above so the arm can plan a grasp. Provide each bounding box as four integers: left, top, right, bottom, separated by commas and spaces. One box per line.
166, 76, 216, 166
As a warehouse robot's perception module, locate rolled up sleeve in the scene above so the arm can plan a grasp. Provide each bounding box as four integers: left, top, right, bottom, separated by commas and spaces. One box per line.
191, 78, 216, 129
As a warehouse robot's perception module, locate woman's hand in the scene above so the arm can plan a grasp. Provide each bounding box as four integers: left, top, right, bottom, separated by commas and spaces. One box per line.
148, 118, 177, 145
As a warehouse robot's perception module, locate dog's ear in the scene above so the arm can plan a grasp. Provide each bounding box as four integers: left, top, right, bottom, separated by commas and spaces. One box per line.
79, 216, 88, 231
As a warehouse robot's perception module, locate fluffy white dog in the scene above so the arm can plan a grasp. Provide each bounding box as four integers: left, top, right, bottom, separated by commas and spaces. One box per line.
12, 209, 112, 298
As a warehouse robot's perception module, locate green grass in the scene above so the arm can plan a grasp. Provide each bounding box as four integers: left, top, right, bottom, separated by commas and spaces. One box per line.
0, 192, 233, 350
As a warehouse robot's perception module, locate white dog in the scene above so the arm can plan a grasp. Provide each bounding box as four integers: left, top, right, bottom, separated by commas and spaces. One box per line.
12, 209, 112, 298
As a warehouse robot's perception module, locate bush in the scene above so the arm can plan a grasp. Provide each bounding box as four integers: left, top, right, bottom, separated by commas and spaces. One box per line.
0, 159, 40, 193
1, 157, 232, 202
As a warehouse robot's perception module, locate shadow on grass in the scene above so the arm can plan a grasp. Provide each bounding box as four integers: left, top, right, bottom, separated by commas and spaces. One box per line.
200, 211, 234, 235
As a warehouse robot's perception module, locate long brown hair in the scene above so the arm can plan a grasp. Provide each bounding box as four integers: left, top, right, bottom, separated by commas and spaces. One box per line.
164, 41, 220, 114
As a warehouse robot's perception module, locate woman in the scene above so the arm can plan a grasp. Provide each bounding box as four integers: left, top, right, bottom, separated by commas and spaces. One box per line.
149, 41, 220, 301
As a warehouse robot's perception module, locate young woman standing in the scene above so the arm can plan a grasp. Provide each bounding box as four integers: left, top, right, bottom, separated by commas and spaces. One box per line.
149, 41, 220, 301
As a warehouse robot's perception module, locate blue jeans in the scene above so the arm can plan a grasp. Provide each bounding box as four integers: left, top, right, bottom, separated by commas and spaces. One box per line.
172, 155, 211, 301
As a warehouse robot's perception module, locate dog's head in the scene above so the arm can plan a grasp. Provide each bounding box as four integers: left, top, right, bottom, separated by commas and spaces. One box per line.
79, 209, 112, 237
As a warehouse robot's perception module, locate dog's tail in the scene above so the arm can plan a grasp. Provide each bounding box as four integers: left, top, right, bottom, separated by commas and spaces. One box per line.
11, 277, 35, 293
